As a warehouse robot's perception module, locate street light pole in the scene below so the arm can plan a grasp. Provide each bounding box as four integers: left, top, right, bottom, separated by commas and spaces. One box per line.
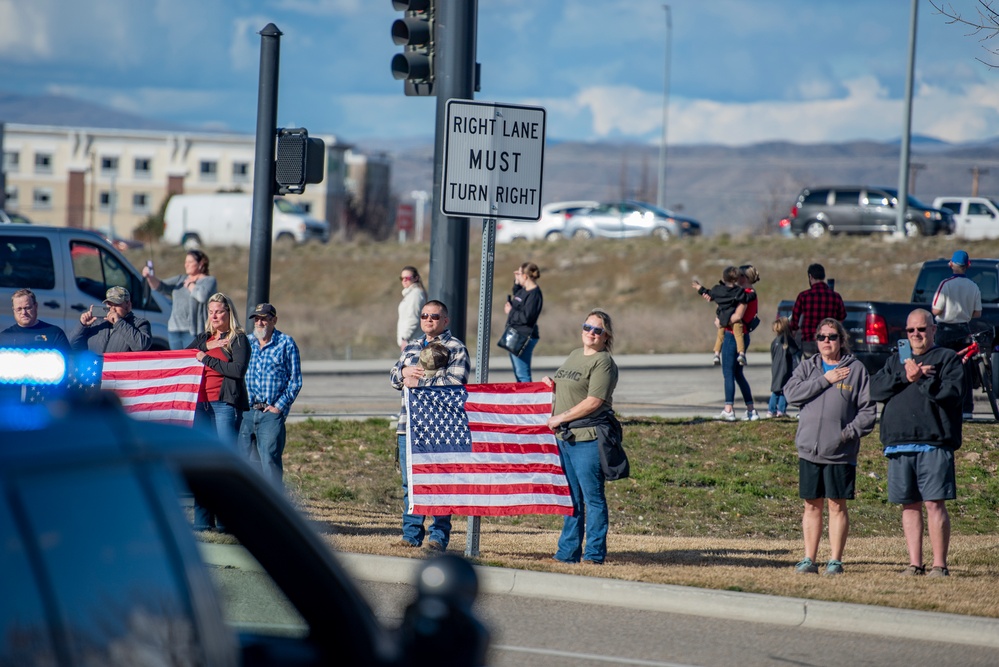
657, 4, 672, 210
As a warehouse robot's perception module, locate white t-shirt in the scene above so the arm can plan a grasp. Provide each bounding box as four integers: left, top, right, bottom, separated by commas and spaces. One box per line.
932, 274, 982, 324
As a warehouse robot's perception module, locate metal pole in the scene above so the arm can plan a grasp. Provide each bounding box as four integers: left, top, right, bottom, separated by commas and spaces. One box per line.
896, 0, 918, 235
246, 23, 282, 325
657, 5, 672, 210
429, 0, 477, 345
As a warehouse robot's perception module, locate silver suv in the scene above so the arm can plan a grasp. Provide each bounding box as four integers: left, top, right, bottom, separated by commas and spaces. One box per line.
789, 186, 952, 238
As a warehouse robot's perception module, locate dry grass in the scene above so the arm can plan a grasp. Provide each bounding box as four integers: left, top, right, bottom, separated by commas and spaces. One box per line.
127, 233, 999, 360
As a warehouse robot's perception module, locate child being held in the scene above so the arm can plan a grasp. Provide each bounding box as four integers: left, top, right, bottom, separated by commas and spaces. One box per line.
419, 341, 450, 379
768, 316, 800, 418
692, 265, 755, 366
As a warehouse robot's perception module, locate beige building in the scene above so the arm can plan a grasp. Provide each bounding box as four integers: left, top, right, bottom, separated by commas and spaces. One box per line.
0, 122, 360, 239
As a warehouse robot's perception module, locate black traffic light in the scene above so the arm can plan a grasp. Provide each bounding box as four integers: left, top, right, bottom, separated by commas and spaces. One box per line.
391, 0, 435, 96
275, 128, 325, 195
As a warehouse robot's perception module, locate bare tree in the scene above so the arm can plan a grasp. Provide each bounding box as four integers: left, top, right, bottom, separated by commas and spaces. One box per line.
930, 0, 999, 66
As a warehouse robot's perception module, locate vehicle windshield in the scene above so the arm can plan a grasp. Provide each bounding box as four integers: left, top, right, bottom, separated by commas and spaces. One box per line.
882, 189, 932, 209
639, 202, 675, 217
274, 198, 306, 215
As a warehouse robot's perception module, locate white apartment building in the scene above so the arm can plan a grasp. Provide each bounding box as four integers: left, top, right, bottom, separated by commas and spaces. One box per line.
0, 122, 356, 239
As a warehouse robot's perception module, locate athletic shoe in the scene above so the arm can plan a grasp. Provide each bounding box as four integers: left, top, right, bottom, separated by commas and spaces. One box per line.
927, 566, 950, 577
744, 409, 760, 421
900, 564, 926, 576
824, 560, 844, 576
715, 409, 737, 421
765, 411, 776, 419
737, 353, 747, 366
775, 412, 787, 418
712, 353, 721, 366
795, 557, 819, 574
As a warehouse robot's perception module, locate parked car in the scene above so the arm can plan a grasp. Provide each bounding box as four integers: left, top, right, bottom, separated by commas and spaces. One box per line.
0, 226, 171, 348
0, 387, 490, 667
789, 186, 952, 238
0, 210, 32, 224
933, 196, 999, 240
495, 200, 599, 243
562, 200, 700, 240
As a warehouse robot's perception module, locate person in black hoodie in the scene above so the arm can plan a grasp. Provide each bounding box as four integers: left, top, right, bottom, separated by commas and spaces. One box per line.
503, 262, 543, 382
870, 308, 964, 578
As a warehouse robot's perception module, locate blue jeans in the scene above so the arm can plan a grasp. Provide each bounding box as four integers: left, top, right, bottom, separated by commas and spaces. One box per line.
555, 438, 607, 563
768, 392, 787, 414
397, 434, 452, 548
193, 401, 240, 530
721, 330, 754, 407
509, 337, 538, 382
238, 408, 287, 488
169, 330, 194, 350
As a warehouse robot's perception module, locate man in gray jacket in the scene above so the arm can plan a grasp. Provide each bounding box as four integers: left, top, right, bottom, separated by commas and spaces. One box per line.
70, 286, 152, 354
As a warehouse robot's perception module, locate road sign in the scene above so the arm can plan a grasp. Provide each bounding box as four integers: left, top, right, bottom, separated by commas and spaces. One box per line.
396, 203, 414, 232
441, 100, 546, 221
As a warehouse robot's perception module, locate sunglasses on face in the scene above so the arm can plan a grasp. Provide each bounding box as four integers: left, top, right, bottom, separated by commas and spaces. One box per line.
815, 333, 840, 342
906, 326, 928, 334
421, 312, 442, 321
582, 323, 605, 336
400, 275, 414, 282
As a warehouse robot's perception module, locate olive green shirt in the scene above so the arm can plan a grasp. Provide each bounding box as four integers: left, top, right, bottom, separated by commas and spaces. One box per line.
552, 348, 618, 441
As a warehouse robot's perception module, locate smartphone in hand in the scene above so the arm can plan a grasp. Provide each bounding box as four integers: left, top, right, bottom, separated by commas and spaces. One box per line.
897, 338, 912, 363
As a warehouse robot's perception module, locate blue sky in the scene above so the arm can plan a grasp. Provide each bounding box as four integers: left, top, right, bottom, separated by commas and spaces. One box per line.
1, 0, 997, 145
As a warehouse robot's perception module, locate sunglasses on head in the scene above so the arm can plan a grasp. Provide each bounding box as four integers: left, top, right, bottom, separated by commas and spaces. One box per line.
582, 323, 605, 336
906, 326, 928, 333
815, 333, 840, 342
421, 312, 442, 321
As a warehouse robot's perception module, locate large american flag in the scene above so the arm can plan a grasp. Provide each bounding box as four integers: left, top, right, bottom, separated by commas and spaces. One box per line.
101, 350, 205, 425
405, 382, 573, 516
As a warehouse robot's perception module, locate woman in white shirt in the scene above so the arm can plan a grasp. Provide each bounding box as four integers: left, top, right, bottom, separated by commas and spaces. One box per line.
397, 266, 427, 350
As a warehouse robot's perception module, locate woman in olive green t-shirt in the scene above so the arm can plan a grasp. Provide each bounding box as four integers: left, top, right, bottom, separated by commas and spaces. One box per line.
544, 309, 619, 564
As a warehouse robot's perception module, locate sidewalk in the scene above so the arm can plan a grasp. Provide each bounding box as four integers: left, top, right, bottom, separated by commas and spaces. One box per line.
200, 543, 999, 649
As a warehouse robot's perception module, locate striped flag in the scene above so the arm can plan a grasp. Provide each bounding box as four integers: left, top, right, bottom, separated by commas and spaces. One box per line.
101, 350, 205, 425
405, 382, 573, 516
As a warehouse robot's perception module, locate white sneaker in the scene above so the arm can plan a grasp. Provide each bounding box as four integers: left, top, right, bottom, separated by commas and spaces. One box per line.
765, 411, 776, 419
715, 409, 737, 421
744, 409, 760, 421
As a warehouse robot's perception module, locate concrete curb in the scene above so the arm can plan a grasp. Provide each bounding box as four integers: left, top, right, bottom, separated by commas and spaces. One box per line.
199, 544, 999, 649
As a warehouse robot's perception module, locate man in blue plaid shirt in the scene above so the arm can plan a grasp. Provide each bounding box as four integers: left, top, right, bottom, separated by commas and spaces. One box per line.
390, 299, 470, 552
238, 303, 302, 488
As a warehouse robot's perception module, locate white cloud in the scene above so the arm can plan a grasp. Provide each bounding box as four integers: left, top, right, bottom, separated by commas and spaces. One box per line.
0, 2, 54, 60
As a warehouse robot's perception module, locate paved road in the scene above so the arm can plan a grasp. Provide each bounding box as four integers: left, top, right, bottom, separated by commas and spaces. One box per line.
290, 353, 774, 422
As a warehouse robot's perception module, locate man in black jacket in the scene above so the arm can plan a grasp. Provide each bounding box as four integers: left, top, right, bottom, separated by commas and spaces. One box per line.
870, 308, 963, 577
69, 286, 151, 354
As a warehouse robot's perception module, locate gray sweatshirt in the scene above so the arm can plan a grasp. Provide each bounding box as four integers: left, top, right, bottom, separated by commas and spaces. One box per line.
783, 353, 876, 465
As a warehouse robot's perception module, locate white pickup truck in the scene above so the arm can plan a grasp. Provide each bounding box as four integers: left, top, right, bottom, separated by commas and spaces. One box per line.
933, 196, 999, 240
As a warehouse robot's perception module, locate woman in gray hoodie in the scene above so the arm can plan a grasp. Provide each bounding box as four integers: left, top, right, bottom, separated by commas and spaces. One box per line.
783, 318, 876, 576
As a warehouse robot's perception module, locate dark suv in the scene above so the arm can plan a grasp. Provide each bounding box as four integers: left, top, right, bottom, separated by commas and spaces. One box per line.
0, 390, 488, 666
789, 186, 953, 238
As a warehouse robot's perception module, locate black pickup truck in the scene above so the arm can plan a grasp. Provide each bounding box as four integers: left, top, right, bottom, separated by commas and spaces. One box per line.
778, 258, 999, 381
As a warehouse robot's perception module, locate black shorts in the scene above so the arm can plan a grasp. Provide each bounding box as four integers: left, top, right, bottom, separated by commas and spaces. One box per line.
799, 458, 856, 500
887, 448, 956, 504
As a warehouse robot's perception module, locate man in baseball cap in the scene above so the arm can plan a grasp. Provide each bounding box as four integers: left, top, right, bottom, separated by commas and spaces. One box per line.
932, 249, 982, 418
69, 285, 151, 354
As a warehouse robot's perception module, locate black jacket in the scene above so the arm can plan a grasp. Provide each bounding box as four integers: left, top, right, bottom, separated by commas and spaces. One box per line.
505, 284, 543, 339
870, 345, 963, 451
189, 331, 250, 411
560, 410, 629, 481
69, 312, 151, 354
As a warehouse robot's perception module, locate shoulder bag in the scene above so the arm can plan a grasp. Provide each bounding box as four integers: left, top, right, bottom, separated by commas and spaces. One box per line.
497, 326, 531, 357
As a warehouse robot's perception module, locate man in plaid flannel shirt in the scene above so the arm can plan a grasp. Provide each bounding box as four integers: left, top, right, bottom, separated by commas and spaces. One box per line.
238, 303, 302, 488
390, 299, 470, 552
790, 263, 847, 358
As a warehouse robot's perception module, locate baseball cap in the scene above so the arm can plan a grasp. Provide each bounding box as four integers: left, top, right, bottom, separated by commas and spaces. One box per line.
252, 303, 277, 319
103, 286, 130, 305
951, 250, 970, 266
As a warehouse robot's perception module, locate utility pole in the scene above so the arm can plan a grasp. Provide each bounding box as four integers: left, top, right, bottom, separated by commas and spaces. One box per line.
909, 163, 925, 193
895, 0, 918, 235
971, 166, 989, 196
657, 4, 672, 209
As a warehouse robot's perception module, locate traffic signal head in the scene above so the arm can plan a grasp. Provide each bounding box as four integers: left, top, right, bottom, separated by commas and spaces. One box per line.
275, 128, 325, 195
391, 0, 435, 96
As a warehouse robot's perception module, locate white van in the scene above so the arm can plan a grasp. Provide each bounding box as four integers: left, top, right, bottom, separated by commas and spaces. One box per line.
163, 193, 330, 249
932, 196, 999, 240
0, 226, 171, 349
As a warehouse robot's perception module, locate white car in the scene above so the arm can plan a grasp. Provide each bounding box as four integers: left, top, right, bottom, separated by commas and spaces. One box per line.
495, 200, 598, 243
933, 196, 999, 240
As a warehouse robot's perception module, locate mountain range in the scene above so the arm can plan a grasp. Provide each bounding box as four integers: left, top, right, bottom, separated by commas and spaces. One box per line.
4, 91, 999, 234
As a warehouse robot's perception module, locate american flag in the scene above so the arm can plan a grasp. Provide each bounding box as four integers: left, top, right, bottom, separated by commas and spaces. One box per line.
101, 350, 205, 425
405, 382, 573, 516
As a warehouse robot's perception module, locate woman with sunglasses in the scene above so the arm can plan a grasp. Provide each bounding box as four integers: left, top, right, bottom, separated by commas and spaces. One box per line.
143, 249, 217, 349
396, 266, 427, 351
502, 262, 543, 382
544, 309, 619, 564
783, 318, 876, 576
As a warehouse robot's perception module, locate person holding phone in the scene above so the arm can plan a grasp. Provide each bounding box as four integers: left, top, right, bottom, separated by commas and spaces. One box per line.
69, 286, 152, 355
871, 309, 964, 577
502, 262, 543, 382
783, 318, 876, 575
